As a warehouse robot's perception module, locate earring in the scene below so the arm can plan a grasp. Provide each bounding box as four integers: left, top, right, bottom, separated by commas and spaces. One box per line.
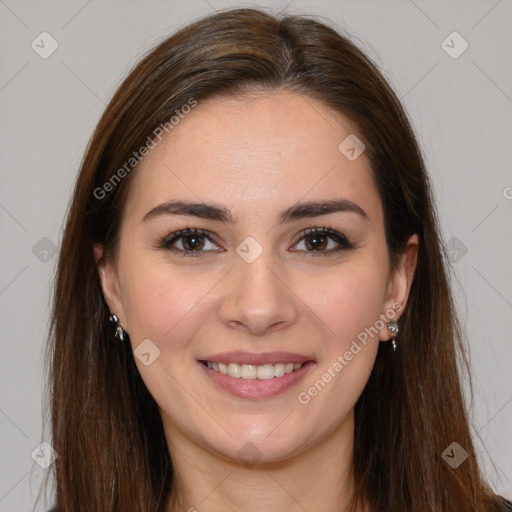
109, 314, 130, 342
387, 320, 399, 352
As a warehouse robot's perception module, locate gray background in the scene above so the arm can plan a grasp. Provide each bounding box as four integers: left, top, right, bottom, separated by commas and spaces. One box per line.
0, 0, 511, 510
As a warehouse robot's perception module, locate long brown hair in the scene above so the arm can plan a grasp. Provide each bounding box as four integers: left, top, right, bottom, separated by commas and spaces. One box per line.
44, 7, 507, 512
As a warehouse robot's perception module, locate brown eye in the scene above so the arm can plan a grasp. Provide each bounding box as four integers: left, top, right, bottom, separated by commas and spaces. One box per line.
292, 227, 354, 256
304, 232, 329, 251
180, 233, 206, 251
159, 228, 221, 257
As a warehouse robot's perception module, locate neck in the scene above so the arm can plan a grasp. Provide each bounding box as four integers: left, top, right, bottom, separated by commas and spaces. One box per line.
163, 410, 359, 512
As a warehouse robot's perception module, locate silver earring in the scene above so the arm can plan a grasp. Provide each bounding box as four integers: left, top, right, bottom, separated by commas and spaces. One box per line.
109, 314, 130, 342
387, 320, 399, 352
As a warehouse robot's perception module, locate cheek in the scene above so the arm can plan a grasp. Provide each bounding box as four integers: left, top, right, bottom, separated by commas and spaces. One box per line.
292, 265, 386, 434
121, 260, 219, 351
309, 261, 389, 349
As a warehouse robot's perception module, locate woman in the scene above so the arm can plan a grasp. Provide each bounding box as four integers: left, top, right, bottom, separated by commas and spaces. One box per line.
44, 7, 511, 512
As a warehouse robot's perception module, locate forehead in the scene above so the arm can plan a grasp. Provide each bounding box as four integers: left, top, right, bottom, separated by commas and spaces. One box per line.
123, 91, 380, 225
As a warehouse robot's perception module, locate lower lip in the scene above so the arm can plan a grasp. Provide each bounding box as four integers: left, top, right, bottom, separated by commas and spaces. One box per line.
198, 361, 316, 399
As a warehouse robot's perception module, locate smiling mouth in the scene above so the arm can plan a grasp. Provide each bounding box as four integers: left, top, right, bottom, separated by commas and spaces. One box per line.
201, 361, 306, 380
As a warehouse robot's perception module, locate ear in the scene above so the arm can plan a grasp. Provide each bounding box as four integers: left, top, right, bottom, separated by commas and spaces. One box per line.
94, 243, 126, 324
379, 234, 419, 341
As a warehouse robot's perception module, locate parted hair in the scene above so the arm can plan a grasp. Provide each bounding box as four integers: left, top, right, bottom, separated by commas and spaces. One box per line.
44, 7, 508, 512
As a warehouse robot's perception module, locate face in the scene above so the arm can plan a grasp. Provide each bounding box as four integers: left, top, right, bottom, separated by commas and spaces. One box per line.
96, 91, 417, 465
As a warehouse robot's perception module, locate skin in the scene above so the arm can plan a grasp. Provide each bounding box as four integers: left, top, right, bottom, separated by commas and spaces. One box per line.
95, 91, 418, 512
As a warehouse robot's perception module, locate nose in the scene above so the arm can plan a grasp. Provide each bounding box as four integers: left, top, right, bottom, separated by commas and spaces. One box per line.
218, 251, 299, 336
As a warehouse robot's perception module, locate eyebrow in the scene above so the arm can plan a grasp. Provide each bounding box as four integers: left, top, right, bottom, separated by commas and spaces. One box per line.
142, 198, 369, 224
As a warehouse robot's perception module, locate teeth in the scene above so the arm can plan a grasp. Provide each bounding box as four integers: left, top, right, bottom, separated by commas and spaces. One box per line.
205, 361, 306, 379
228, 363, 241, 378
273, 363, 285, 377
241, 364, 257, 379
257, 364, 274, 380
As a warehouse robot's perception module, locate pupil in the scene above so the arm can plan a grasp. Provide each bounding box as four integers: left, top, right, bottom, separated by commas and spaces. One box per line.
308, 234, 326, 251
185, 235, 203, 250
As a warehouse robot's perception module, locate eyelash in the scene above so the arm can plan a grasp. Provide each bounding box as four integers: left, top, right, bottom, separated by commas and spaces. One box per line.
157, 227, 355, 258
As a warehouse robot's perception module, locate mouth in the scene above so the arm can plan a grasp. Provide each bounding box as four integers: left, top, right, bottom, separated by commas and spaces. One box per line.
198, 352, 316, 399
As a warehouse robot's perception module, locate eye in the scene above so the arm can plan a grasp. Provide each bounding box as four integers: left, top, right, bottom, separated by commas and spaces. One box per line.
291, 227, 354, 257
158, 228, 222, 258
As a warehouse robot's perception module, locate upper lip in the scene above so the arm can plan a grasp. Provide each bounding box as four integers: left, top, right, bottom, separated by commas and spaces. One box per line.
199, 351, 315, 365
